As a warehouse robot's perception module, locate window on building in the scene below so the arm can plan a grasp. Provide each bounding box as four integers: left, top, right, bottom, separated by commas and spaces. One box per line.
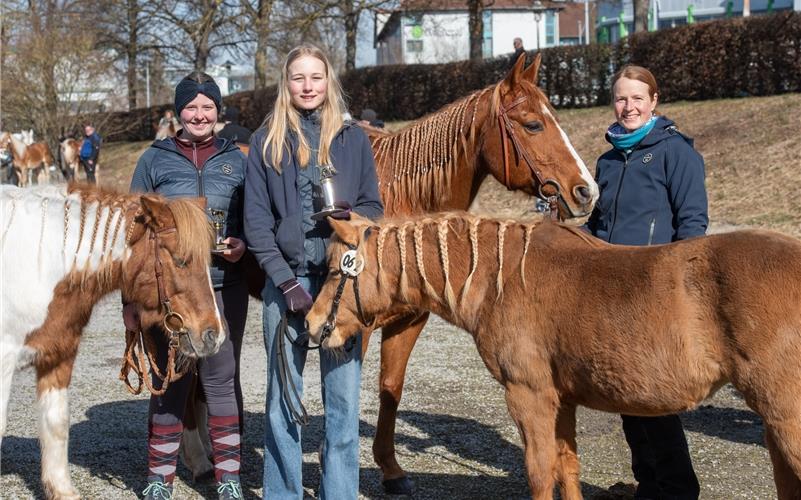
406, 39, 423, 53
545, 11, 556, 46
482, 10, 493, 58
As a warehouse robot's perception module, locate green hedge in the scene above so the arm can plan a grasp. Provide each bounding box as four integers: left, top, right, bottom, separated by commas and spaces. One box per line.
100, 12, 800, 141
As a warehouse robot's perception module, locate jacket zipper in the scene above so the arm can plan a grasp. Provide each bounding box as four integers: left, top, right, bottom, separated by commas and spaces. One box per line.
193, 142, 205, 197
647, 218, 656, 245
607, 151, 629, 241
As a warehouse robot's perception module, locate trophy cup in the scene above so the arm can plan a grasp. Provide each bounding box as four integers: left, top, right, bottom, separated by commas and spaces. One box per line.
209, 209, 228, 253
311, 165, 350, 221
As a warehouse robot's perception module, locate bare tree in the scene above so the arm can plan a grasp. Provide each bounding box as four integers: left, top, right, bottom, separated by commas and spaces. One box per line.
467, 0, 494, 61
240, 0, 275, 88
156, 0, 242, 71
2, 1, 118, 148
633, 0, 648, 32
94, 0, 167, 110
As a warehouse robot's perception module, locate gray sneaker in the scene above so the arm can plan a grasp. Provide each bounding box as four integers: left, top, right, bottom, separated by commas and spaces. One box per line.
216, 473, 243, 499
142, 475, 173, 499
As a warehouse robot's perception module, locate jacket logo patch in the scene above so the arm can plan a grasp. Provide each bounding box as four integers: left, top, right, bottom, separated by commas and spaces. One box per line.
642, 153, 653, 164
221, 164, 233, 175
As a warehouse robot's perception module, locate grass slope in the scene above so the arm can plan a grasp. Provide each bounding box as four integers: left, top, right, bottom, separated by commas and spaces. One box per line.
101, 93, 801, 236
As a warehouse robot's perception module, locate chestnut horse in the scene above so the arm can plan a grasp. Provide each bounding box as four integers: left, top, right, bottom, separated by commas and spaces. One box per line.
183, 54, 598, 484
358, 53, 596, 492
0, 184, 224, 499
309, 213, 801, 500
0, 131, 55, 187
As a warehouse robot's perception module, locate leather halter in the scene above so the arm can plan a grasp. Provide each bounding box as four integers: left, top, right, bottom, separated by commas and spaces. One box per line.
319, 242, 369, 347
497, 94, 563, 221
120, 224, 192, 396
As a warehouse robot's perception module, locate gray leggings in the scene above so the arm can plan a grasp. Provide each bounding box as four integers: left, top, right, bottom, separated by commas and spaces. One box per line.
149, 281, 248, 426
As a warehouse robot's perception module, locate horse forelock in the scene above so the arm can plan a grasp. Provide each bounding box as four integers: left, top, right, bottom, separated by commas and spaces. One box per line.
165, 199, 214, 267
373, 86, 494, 213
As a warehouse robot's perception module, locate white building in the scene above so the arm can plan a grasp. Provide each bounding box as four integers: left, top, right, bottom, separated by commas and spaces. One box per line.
375, 0, 564, 65
597, 0, 799, 43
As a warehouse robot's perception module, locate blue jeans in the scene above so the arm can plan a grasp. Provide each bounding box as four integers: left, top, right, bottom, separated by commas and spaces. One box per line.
262, 275, 362, 499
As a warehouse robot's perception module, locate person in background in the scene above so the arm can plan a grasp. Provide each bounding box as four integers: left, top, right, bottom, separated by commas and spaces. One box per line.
79, 123, 101, 184
244, 44, 383, 499
511, 37, 525, 66
128, 71, 247, 500
585, 64, 707, 500
358, 108, 384, 128
217, 106, 253, 146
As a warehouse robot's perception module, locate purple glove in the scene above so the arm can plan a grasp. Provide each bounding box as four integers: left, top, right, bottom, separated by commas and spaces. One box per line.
278, 279, 313, 315
329, 201, 352, 220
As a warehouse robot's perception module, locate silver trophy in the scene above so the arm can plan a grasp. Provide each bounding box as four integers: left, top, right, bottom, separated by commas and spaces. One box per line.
209, 209, 228, 253
311, 165, 349, 221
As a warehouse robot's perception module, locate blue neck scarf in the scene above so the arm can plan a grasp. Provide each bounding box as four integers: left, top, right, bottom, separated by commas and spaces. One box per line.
607, 116, 657, 152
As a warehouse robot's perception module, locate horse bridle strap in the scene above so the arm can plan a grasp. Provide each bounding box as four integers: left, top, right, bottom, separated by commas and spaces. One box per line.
119, 224, 191, 396
497, 95, 563, 221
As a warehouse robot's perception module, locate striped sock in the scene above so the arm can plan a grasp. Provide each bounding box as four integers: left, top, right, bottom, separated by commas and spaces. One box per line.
208, 414, 241, 482
147, 421, 183, 483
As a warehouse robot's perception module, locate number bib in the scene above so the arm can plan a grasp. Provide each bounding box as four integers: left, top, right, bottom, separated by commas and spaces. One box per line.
340, 249, 364, 277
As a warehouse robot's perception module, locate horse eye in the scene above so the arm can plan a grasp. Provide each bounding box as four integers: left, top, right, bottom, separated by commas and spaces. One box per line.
524, 121, 544, 133
173, 257, 188, 268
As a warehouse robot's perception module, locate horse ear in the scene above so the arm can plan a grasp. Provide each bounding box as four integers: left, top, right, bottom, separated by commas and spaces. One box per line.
501, 52, 527, 93
328, 216, 362, 247
139, 194, 173, 230
521, 52, 542, 84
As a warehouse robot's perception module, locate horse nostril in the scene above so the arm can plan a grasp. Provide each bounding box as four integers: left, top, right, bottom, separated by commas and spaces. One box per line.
203, 328, 218, 346
304, 319, 310, 332
574, 185, 591, 204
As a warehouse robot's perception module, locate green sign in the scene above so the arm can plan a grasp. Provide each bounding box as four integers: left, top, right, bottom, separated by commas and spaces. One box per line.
411, 25, 423, 39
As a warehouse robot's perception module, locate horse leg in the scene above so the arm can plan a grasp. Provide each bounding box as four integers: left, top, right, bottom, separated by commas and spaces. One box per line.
504, 382, 559, 500
179, 379, 214, 480
373, 312, 429, 494
0, 339, 24, 440
765, 428, 801, 499
554, 403, 582, 500
37, 354, 80, 499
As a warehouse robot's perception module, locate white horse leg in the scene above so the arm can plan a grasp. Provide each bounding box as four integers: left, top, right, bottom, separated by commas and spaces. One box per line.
39, 387, 80, 499
0, 340, 22, 440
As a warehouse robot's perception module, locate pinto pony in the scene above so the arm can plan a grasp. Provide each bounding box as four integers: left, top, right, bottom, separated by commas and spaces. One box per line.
309, 213, 801, 500
0, 185, 224, 499
59, 138, 80, 182
0, 132, 55, 187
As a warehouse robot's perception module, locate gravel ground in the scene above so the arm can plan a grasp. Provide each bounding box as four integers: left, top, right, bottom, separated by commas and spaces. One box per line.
1, 180, 776, 498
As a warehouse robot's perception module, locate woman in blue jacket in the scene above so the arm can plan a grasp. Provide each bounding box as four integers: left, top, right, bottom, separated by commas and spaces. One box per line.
127, 72, 246, 500
585, 65, 708, 499
244, 44, 383, 499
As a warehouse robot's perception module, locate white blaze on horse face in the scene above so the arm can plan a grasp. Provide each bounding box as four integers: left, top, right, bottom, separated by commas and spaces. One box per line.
541, 104, 599, 206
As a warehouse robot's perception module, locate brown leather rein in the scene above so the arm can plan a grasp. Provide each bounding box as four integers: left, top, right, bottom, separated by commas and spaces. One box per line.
497, 95, 563, 221
120, 225, 193, 396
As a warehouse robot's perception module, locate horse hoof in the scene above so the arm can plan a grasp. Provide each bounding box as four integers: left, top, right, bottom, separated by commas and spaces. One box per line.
382, 476, 413, 495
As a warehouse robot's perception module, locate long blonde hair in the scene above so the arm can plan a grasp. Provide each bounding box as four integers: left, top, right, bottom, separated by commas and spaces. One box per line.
262, 45, 347, 172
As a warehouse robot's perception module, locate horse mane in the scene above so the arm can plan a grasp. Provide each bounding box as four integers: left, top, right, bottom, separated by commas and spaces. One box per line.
372, 86, 496, 212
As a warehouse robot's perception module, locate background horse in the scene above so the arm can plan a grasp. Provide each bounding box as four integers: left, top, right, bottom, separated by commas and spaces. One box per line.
309, 214, 801, 500
0, 184, 224, 499
0, 131, 55, 187
59, 138, 80, 182
203, 53, 598, 490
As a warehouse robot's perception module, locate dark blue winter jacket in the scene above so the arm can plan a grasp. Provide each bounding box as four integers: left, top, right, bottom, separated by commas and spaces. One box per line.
130, 137, 246, 289
243, 122, 384, 287
81, 132, 102, 162
585, 116, 708, 245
